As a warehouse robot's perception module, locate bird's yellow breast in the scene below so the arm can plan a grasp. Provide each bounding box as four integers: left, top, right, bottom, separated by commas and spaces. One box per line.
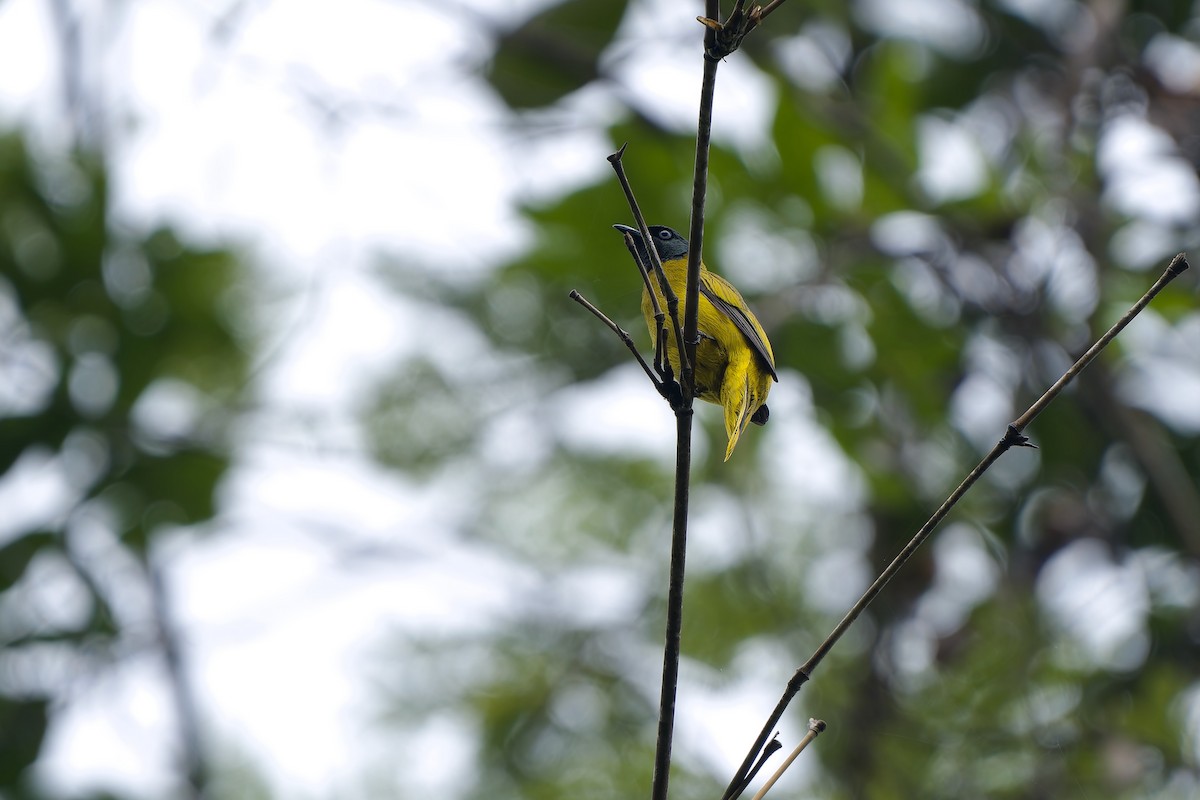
639, 259, 726, 398
640, 256, 776, 460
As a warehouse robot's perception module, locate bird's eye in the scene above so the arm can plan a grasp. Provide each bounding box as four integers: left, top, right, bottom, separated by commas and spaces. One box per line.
658, 230, 672, 240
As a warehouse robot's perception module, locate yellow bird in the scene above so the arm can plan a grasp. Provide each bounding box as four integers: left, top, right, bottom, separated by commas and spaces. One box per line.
614, 224, 778, 461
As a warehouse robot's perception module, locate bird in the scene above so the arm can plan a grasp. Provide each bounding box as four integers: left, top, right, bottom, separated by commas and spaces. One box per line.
614, 223, 778, 461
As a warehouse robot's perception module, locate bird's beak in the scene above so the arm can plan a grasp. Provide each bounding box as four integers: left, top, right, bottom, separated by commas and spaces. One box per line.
612, 223, 641, 240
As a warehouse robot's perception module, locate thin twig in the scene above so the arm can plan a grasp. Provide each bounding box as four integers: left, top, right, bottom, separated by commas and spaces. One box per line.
1011, 253, 1189, 431
568, 289, 666, 394
622, 230, 664, 332
734, 736, 784, 797
608, 146, 690, 381
720, 253, 1190, 800
618, 231, 674, 382
750, 719, 828, 800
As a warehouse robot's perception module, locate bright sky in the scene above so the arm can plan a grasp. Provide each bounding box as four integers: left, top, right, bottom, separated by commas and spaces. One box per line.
3, 0, 1200, 798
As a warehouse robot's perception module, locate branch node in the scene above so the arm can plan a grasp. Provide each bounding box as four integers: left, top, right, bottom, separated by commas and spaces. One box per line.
1003, 424, 1037, 449
701, 1, 763, 60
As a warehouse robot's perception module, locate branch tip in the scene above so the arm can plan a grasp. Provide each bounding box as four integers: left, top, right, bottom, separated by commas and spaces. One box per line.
1168, 252, 1189, 276
733, 734, 784, 799
748, 718, 828, 800
608, 142, 629, 164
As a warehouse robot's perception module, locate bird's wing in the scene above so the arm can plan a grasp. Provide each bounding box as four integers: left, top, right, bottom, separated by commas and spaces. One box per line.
700, 277, 779, 382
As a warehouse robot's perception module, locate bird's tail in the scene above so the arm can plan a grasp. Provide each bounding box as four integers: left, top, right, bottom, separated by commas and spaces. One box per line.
722, 370, 752, 462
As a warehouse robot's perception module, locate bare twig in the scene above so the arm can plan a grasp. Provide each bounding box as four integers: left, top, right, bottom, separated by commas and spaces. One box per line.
720, 253, 1190, 800
568, 289, 667, 395
618, 231, 674, 383
1012, 254, 1189, 430
608, 146, 690, 382
733, 736, 784, 797
750, 719, 828, 800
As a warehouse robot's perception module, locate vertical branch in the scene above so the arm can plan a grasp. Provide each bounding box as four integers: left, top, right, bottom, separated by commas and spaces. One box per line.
682, 0, 722, 391
648, 6, 722, 800
682, 56, 719, 394
650, 409, 694, 800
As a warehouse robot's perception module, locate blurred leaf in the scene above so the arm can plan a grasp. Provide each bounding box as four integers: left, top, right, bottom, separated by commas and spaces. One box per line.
118, 449, 227, 538
362, 358, 481, 476
487, 0, 630, 109
0, 128, 249, 795
0, 696, 48, 786
0, 531, 55, 591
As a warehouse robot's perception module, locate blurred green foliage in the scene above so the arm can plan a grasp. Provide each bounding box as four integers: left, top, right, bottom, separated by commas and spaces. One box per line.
378, 0, 1200, 798
0, 132, 248, 796
488, 0, 632, 108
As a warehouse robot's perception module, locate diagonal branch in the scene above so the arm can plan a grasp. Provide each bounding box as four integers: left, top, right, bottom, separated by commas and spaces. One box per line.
721, 253, 1190, 800
568, 289, 670, 397
609, 145, 691, 383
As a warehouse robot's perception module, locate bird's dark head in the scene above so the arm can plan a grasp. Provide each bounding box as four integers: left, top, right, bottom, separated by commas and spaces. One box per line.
613, 224, 690, 264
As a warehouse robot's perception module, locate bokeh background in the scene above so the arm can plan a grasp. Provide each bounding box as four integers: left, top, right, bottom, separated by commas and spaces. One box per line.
3, 0, 1200, 798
